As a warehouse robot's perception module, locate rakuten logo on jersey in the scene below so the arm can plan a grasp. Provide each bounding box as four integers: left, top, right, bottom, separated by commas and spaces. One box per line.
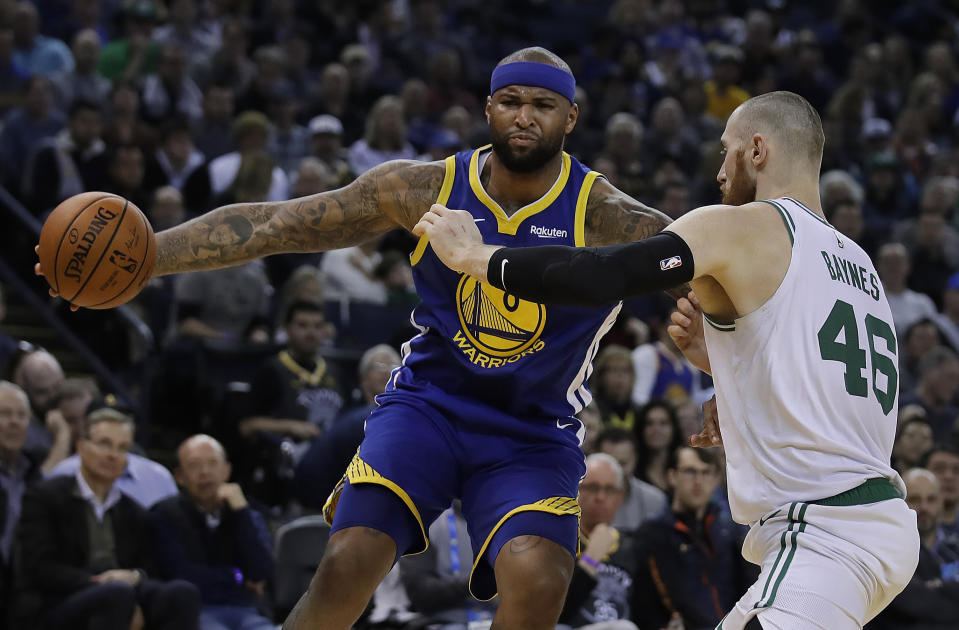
530, 225, 568, 238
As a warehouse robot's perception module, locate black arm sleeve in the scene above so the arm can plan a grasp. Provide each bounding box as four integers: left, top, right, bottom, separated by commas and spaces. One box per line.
486, 231, 694, 306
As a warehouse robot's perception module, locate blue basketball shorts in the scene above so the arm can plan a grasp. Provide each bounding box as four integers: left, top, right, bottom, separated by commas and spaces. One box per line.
322, 381, 585, 601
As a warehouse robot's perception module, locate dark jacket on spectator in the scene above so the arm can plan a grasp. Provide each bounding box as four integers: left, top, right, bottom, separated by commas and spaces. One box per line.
560, 529, 640, 627
148, 491, 273, 607
868, 544, 959, 630
15, 475, 156, 605
633, 501, 756, 630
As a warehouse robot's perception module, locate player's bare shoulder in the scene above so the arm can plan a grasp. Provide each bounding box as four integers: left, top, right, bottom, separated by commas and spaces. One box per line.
583, 176, 673, 246
373, 159, 448, 231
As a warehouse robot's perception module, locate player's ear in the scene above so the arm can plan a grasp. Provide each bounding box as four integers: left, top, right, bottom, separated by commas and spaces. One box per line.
565, 102, 579, 134
751, 133, 768, 168
485, 96, 492, 125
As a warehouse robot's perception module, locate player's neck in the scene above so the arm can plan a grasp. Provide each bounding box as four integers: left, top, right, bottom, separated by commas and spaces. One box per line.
483, 151, 564, 217
756, 177, 823, 217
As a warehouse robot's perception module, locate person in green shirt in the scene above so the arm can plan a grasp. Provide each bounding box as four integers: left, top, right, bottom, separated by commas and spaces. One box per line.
98, 0, 161, 82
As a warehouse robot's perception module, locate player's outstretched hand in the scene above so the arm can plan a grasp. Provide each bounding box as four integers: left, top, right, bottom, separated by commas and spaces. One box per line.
413, 204, 485, 274
667, 291, 709, 374
690, 395, 722, 448
34, 245, 79, 311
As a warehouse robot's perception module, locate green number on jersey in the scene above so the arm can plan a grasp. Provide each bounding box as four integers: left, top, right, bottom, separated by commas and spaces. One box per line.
817, 299, 898, 414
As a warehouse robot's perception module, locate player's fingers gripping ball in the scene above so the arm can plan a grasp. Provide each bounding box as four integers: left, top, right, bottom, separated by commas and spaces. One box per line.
37, 192, 156, 309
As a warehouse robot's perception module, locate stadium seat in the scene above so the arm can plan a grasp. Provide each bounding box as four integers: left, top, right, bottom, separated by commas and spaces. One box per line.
273, 515, 331, 619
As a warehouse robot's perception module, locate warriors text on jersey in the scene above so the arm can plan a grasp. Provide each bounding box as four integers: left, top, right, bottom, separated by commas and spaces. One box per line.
392, 146, 619, 423
703, 197, 904, 525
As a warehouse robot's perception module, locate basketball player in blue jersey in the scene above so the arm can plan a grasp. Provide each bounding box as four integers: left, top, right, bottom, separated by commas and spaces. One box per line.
418, 91, 919, 630
37, 47, 681, 630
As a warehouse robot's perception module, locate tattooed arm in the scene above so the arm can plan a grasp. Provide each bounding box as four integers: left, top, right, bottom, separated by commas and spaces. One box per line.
583, 177, 691, 300
154, 160, 446, 276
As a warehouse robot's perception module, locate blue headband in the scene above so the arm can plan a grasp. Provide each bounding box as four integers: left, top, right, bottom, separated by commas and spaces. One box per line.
490, 62, 576, 104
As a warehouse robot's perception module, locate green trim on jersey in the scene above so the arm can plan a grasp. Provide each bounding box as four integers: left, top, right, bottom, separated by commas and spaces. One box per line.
760, 199, 795, 245
704, 312, 735, 332
783, 196, 832, 228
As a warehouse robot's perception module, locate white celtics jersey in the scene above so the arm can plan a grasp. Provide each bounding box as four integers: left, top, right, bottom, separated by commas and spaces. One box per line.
703, 197, 905, 525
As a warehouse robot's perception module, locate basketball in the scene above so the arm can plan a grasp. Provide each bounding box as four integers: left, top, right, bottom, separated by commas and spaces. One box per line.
37, 192, 156, 309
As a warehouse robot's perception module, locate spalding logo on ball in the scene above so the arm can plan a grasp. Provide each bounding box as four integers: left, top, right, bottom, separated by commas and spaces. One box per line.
38, 192, 156, 309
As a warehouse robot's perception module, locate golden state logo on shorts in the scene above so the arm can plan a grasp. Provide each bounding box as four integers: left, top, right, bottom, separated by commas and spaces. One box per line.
452, 275, 547, 368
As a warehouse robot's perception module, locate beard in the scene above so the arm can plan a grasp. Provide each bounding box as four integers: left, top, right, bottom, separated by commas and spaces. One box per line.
721, 149, 757, 205
489, 126, 566, 173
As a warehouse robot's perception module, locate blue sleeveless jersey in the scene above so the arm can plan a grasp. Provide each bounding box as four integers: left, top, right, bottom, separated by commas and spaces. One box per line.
388, 146, 622, 420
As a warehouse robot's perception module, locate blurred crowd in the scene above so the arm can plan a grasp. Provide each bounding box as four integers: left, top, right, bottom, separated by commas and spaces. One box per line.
3, 0, 959, 628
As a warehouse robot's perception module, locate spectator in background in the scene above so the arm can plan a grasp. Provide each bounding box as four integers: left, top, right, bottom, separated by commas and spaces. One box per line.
50, 28, 111, 111
12, 349, 64, 464
825, 198, 874, 254
321, 235, 388, 305
591, 345, 641, 431
776, 29, 834, 113
151, 0, 220, 69
597, 113, 648, 202
877, 243, 938, 338
899, 319, 944, 394
273, 265, 326, 339
595, 428, 667, 533
424, 48, 479, 119
101, 81, 157, 152
927, 444, 959, 531
934, 272, 959, 352
900, 347, 959, 440
236, 45, 287, 115
267, 83, 311, 176
635, 400, 683, 493
632, 304, 704, 407
641, 97, 700, 180
892, 417, 935, 474
0, 382, 42, 604
0, 77, 64, 193
21, 98, 107, 213
0, 26, 27, 116
242, 301, 343, 440
174, 254, 271, 344
558, 453, 639, 630
189, 111, 289, 211
375, 251, 418, 307
141, 44, 204, 124
870, 468, 959, 630
48, 407, 179, 510
242, 301, 343, 507
703, 45, 749, 122
896, 177, 959, 302
150, 435, 274, 630
11, 1, 73, 77
51, 377, 97, 452
295, 344, 400, 506
144, 117, 206, 192
349, 95, 419, 175
0, 287, 21, 376
292, 157, 335, 197
311, 62, 364, 144
308, 114, 353, 187
862, 151, 916, 237
195, 19, 255, 98
98, 0, 161, 83
194, 84, 236, 161
105, 143, 151, 211
634, 447, 754, 630
16, 408, 200, 630
400, 501, 498, 629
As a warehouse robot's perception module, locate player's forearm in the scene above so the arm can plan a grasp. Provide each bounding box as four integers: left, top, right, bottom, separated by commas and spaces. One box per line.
486, 232, 694, 306
155, 201, 294, 275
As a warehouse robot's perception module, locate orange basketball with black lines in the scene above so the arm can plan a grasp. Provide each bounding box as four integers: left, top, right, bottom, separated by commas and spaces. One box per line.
38, 192, 156, 309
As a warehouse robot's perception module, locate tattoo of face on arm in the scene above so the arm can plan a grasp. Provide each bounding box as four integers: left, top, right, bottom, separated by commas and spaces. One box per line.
584, 177, 691, 300
154, 160, 447, 276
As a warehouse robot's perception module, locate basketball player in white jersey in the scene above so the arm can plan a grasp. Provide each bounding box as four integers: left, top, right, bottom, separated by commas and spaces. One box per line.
415, 91, 920, 630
